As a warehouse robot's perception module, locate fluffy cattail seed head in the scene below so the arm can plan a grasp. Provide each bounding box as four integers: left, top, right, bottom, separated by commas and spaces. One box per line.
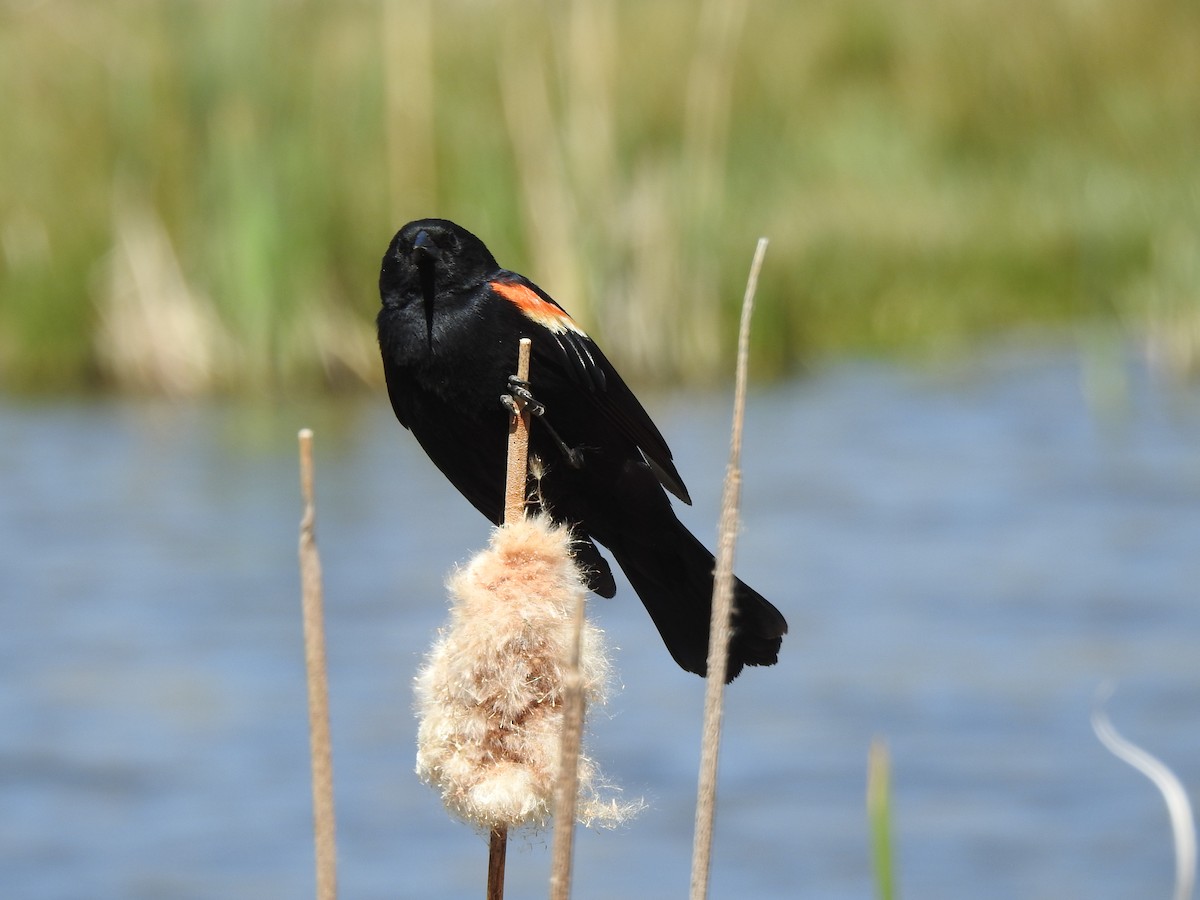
414, 514, 638, 831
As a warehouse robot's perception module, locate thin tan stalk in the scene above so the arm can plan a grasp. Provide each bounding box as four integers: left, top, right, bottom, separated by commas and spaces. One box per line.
488, 336, 534, 900
298, 428, 338, 900
689, 238, 768, 900
548, 587, 587, 900
503, 338, 534, 523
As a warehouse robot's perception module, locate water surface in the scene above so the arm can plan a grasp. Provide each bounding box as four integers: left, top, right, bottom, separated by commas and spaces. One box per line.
2, 348, 1197, 898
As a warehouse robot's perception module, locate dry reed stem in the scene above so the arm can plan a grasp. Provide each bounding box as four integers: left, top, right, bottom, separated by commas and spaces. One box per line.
548, 588, 587, 900
503, 338, 534, 523
298, 429, 338, 900
689, 238, 768, 900
488, 336, 534, 900
486, 828, 507, 900
99, 192, 225, 394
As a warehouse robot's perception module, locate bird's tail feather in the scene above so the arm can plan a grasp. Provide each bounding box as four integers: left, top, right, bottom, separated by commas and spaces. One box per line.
607, 524, 787, 682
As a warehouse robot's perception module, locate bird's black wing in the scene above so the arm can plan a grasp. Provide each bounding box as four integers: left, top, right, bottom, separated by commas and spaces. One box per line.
489, 275, 692, 504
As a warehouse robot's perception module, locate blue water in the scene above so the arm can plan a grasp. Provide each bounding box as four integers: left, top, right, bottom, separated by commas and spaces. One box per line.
2, 347, 1197, 899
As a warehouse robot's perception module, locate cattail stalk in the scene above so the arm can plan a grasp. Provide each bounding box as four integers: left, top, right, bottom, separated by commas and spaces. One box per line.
298, 428, 338, 900
503, 338, 534, 522
689, 238, 767, 900
548, 584, 587, 900
489, 337, 533, 900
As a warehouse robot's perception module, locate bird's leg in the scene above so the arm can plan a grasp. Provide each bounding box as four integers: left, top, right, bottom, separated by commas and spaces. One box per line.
502, 376, 584, 469
501, 376, 544, 417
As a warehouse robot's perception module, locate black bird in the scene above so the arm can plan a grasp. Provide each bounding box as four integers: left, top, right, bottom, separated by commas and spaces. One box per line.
377, 218, 787, 681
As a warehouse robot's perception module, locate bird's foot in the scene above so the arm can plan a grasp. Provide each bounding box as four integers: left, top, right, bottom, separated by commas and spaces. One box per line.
501, 376, 584, 469
502, 375, 545, 418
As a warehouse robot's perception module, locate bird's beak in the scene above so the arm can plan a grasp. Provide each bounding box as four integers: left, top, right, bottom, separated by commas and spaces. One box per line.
412, 229, 440, 264
411, 230, 439, 346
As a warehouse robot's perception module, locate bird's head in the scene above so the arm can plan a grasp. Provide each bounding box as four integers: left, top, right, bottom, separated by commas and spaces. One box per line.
379, 218, 498, 314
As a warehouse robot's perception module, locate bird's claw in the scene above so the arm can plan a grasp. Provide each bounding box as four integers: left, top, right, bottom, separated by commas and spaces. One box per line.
500, 376, 584, 469
503, 375, 545, 417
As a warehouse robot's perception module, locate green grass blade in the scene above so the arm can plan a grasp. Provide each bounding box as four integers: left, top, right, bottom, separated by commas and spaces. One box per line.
867, 737, 897, 900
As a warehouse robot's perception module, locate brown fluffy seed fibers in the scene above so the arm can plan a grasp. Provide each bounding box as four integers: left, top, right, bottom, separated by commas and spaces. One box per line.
414, 514, 636, 831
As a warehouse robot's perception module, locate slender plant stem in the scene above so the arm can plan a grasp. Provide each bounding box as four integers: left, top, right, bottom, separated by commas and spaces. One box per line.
298, 428, 338, 900
488, 337, 534, 900
549, 588, 587, 900
486, 827, 508, 900
689, 238, 767, 900
867, 738, 895, 900
503, 338, 534, 524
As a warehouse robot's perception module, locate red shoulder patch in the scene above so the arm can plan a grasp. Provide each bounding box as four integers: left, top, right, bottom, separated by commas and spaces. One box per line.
490, 280, 586, 336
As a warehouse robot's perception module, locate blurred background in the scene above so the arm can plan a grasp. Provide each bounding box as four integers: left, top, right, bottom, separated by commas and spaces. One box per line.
3, 0, 1199, 389
2, 1, 1198, 898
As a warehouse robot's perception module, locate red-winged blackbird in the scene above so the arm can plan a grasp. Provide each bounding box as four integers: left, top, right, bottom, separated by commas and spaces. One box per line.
377, 218, 787, 681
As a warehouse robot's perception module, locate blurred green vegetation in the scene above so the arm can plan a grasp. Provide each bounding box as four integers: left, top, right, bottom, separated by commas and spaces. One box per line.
1, 0, 1198, 393
867, 738, 896, 900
